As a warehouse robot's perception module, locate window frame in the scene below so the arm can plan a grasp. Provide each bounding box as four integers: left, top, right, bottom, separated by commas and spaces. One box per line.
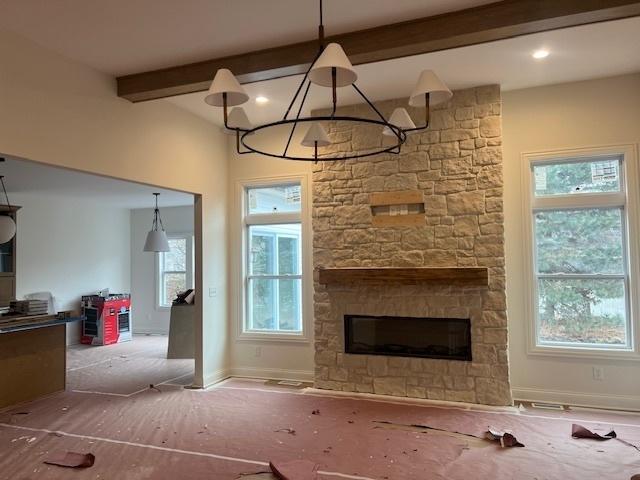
522, 144, 640, 360
234, 175, 312, 343
155, 233, 195, 310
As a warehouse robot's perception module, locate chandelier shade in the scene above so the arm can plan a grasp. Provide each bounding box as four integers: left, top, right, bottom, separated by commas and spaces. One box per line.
222, 107, 253, 135
205, 69, 249, 107
409, 70, 453, 107
301, 122, 331, 147
382, 108, 416, 136
308, 43, 358, 87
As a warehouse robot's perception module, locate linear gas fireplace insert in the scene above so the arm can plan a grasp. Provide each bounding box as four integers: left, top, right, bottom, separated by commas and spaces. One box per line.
344, 314, 471, 361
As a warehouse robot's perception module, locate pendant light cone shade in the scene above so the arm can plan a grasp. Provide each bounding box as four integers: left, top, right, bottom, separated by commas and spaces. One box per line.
0, 216, 16, 244
409, 70, 452, 107
144, 230, 170, 252
383, 108, 416, 136
143, 193, 171, 252
222, 108, 253, 135
301, 122, 331, 147
308, 43, 358, 87
205, 69, 249, 107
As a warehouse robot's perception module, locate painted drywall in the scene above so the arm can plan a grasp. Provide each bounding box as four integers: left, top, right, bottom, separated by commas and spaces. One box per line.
0, 29, 228, 388
502, 73, 640, 409
12, 192, 131, 345
227, 126, 315, 380
131, 205, 194, 335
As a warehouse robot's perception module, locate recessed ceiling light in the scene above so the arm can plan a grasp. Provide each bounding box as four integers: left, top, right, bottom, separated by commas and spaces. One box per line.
255, 96, 269, 104
532, 49, 550, 59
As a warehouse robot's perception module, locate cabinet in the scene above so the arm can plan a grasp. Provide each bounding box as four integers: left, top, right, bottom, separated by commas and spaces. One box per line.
0, 206, 18, 308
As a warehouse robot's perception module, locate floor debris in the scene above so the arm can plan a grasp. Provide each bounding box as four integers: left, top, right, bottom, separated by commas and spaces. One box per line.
373, 421, 491, 449
149, 384, 161, 392
274, 428, 296, 435
43, 451, 95, 469
311, 409, 320, 415
486, 428, 525, 448
269, 459, 319, 480
571, 423, 640, 453
571, 424, 616, 441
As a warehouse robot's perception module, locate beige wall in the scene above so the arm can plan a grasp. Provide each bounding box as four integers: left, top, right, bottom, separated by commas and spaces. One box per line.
0, 29, 228, 387
227, 126, 315, 380
503, 73, 640, 409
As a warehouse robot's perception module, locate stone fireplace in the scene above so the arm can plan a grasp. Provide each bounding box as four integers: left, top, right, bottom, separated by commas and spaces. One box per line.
312, 85, 512, 406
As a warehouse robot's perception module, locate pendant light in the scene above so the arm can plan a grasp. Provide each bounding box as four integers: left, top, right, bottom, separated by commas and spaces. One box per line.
0, 172, 16, 244
143, 193, 170, 252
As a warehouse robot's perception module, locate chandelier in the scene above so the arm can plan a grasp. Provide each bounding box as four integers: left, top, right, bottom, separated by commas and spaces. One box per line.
204, 0, 452, 162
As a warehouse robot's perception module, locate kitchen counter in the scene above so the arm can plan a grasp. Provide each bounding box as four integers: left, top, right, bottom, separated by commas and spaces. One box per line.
0, 313, 83, 409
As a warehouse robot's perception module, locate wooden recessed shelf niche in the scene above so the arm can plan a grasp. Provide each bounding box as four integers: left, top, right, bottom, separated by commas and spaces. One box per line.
318, 267, 489, 286
369, 190, 425, 227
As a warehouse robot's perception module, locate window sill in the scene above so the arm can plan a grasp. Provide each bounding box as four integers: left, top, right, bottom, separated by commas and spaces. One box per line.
237, 330, 310, 344
527, 343, 640, 362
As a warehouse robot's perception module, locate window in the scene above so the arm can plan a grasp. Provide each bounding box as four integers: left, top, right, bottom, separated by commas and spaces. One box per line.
526, 149, 639, 353
157, 235, 194, 308
243, 182, 304, 336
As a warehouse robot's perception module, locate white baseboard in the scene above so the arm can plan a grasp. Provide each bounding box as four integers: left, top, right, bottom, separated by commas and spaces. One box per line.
228, 366, 314, 382
512, 386, 640, 412
132, 329, 169, 336
201, 368, 231, 389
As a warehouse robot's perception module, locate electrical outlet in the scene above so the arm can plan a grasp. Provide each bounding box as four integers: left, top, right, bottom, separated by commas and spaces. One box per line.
592, 366, 605, 381
208, 287, 217, 298
255, 346, 262, 358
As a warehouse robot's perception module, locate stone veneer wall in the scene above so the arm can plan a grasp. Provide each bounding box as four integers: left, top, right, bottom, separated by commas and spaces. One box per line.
312, 85, 512, 406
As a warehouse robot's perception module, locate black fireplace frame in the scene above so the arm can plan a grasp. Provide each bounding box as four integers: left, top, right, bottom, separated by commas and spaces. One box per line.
344, 314, 472, 361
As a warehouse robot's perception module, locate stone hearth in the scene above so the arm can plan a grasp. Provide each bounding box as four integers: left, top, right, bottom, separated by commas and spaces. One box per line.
312, 85, 512, 406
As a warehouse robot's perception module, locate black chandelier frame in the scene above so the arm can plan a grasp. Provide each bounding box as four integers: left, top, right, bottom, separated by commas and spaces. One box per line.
221, 0, 432, 162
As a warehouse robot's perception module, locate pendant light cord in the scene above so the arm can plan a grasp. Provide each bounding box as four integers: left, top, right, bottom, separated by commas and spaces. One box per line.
318, 0, 325, 47
151, 193, 165, 232
0, 176, 11, 210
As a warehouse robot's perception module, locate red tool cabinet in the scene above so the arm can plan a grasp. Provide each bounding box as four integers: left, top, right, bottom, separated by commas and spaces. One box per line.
81, 294, 132, 345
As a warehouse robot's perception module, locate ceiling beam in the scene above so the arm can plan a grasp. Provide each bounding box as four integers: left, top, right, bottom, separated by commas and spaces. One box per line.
117, 0, 640, 102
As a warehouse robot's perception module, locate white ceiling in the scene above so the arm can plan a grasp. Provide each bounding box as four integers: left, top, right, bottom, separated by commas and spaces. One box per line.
0, 0, 492, 76
165, 17, 640, 127
0, 157, 194, 209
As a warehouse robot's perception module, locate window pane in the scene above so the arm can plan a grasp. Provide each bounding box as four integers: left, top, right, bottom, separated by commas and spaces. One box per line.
535, 208, 624, 274
164, 238, 187, 271
278, 278, 301, 331
248, 184, 301, 214
537, 278, 627, 346
249, 278, 275, 330
533, 157, 621, 196
249, 229, 275, 275
163, 273, 186, 306
278, 229, 301, 275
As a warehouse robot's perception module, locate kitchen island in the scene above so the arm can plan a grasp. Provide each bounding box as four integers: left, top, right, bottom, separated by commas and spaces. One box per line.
0, 313, 83, 409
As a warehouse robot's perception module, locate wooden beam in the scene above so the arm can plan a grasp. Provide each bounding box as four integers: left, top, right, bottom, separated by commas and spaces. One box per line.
117, 0, 640, 102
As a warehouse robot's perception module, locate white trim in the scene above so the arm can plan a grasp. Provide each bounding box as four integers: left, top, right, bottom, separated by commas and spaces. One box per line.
228, 366, 314, 382
512, 386, 640, 412
521, 143, 640, 359
232, 173, 313, 343
202, 368, 231, 389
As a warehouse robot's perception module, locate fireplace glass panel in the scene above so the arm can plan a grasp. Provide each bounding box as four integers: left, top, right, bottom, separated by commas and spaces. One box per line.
344, 315, 471, 361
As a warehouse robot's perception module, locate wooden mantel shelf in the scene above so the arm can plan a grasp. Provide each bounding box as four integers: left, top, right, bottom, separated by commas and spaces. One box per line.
317, 267, 488, 286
